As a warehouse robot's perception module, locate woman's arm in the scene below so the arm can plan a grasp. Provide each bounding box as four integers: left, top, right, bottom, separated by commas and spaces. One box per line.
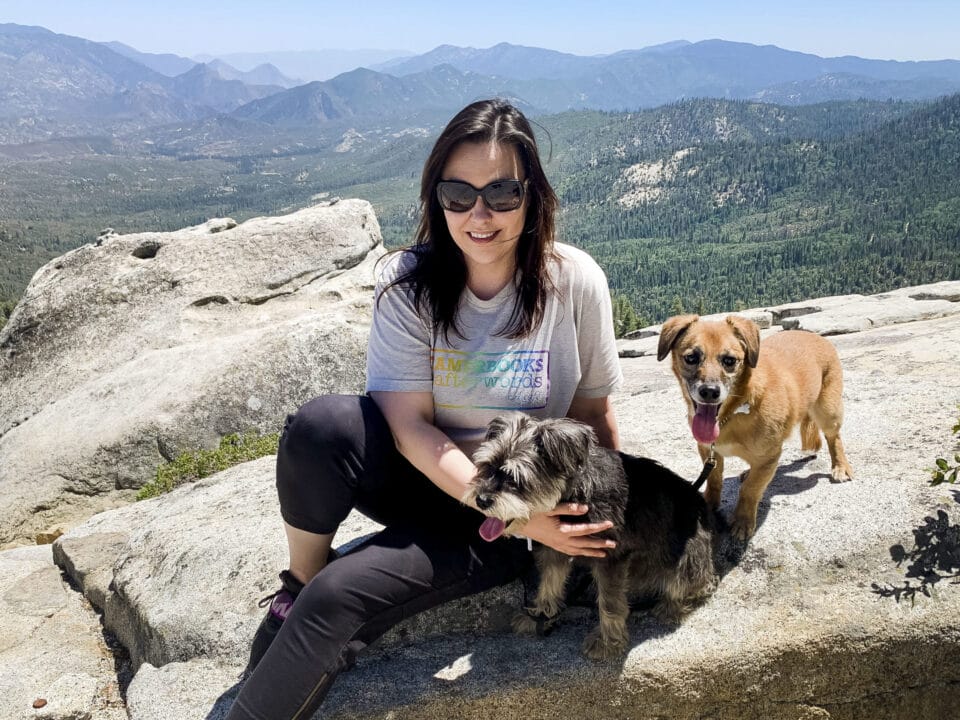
369, 390, 617, 557
567, 394, 620, 450
369, 389, 477, 504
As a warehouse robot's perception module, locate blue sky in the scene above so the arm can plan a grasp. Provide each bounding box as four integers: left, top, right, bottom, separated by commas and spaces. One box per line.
3, 0, 958, 61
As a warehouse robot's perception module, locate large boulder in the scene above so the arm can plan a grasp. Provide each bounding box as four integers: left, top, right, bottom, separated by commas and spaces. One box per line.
43, 306, 960, 720
0, 199, 384, 547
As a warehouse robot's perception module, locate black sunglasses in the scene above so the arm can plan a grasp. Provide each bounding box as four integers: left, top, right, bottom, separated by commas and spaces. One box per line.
436, 179, 527, 213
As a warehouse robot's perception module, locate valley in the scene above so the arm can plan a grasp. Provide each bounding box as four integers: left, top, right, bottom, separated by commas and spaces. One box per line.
2, 26, 959, 331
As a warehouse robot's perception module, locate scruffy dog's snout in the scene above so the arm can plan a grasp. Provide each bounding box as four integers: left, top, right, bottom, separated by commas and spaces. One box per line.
475, 494, 494, 510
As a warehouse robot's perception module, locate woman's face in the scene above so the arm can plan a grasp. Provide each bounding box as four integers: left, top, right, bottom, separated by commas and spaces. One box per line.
439, 140, 528, 295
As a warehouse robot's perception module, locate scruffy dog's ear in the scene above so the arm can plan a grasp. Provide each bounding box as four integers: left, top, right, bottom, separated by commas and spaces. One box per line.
657, 314, 699, 361
726, 315, 761, 368
484, 413, 514, 441
535, 418, 595, 471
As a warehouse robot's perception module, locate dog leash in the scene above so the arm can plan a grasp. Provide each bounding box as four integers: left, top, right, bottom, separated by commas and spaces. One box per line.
692, 444, 717, 491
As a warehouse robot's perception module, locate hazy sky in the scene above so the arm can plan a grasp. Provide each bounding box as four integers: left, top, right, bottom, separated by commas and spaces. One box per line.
3, 0, 959, 61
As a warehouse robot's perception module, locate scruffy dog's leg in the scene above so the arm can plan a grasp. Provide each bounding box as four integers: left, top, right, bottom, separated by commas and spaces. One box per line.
512, 551, 572, 635
582, 559, 630, 661
652, 526, 718, 624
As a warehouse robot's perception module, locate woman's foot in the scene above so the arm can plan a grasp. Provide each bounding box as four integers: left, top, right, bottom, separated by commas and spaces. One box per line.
245, 549, 340, 674
245, 570, 305, 674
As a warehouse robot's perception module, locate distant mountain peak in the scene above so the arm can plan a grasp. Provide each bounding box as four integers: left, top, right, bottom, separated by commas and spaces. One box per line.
638, 40, 691, 53
0, 22, 55, 36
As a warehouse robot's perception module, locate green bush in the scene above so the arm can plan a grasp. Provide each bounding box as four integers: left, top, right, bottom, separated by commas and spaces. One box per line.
0, 298, 15, 332
929, 409, 960, 486
138, 431, 280, 500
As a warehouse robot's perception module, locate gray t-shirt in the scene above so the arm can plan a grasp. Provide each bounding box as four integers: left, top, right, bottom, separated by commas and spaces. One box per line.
366, 242, 622, 450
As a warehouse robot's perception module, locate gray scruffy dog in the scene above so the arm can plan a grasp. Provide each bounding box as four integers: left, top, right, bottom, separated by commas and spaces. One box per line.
464, 412, 718, 661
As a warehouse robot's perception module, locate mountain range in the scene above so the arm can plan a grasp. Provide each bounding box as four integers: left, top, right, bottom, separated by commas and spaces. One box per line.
195, 49, 412, 83
105, 41, 301, 88
1, 23, 959, 327
0, 24, 284, 143
2, 22, 960, 145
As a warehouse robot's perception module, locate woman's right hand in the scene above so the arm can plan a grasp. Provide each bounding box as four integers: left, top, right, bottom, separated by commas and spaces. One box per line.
521, 503, 616, 557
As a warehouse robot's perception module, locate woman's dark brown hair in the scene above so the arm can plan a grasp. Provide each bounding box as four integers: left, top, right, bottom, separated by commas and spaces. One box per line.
381, 98, 559, 341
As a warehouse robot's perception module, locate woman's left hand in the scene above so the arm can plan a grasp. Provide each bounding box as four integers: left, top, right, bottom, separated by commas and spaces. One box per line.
520, 503, 616, 557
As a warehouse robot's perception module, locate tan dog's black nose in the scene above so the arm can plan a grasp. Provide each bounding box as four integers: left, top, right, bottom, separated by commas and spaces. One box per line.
697, 385, 722, 403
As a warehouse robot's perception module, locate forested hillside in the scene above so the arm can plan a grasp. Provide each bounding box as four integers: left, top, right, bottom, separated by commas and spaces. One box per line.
2, 95, 958, 332
554, 95, 960, 323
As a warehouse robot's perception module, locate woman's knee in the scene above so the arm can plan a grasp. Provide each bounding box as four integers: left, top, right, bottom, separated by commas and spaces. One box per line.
280, 395, 364, 457
291, 547, 419, 650
276, 395, 389, 532
289, 559, 399, 650
276, 396, 357, 524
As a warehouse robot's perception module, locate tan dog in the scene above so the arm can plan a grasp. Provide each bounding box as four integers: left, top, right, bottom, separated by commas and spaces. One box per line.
657, 315, 853, 540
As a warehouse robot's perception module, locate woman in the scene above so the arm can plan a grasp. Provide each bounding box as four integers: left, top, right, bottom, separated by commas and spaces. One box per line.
226, 98, 623, 719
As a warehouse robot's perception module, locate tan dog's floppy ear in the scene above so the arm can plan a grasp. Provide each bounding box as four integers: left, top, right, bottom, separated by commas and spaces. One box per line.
726, 315, 761, 368
535, 418, 595, 470
657, 314, 700, 361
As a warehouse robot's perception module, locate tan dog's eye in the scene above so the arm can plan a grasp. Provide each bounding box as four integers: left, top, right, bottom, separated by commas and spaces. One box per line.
683, 351, 701, 365
721, 355, 738, 370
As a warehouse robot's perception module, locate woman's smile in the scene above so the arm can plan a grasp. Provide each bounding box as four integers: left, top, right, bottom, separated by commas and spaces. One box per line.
466, 229, 503, 245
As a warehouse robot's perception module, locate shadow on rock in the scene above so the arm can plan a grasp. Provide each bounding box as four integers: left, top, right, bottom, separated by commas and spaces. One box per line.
205, 681, 241, 720
709, 455, 823, 572
773, 455, 831, 493
872, 492, 960, 603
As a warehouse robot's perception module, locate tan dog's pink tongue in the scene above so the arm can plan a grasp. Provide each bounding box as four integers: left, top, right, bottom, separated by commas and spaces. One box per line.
692, 404, 720, 444
479, 517, 506, 542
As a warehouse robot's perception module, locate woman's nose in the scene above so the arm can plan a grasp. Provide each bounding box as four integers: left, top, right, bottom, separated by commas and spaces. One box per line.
468, 196, 493, 219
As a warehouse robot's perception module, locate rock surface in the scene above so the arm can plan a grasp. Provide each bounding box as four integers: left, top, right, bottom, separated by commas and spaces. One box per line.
0, 545, 126, 720
33, 306, 960, 720
617, 280, 960, 357
0, 200, 384, 547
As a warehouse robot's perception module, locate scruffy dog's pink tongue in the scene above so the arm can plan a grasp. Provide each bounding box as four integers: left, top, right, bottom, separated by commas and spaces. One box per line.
479, 517, 506, 542
692, 403, 720, 444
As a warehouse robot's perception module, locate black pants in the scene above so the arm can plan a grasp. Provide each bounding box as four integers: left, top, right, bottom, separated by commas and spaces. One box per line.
225, 395, 533, 720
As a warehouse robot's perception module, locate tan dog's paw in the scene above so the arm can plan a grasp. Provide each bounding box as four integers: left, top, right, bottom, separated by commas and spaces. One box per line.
581, 627, 627, 661
831, 464, 853, 483
730, 515, 756, 541
704, 485, 722, 510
